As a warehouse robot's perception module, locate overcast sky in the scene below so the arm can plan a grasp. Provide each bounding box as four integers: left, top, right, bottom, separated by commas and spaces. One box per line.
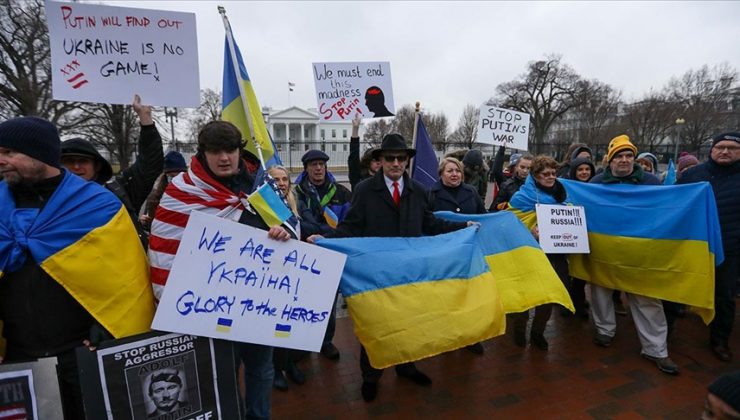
101, 1, 740, 126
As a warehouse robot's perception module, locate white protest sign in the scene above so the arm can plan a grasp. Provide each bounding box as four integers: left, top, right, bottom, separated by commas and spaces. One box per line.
535, 204, 590, 254
475, 105, 531, 150
312, 61, 394, 121
152, 212, 346, 352
45, 0, 199, 107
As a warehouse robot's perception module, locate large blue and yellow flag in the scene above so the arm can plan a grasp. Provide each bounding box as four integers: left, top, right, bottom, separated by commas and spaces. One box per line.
318, 227, 505, 369
507, 175, 563, 231
0, 172, 155, 338
222, 26, 280, 166
437, 211, 573, 314
562, 180, 723, 324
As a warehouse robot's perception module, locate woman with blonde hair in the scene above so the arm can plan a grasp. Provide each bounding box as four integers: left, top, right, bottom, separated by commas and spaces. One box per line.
266, 165, 305, 390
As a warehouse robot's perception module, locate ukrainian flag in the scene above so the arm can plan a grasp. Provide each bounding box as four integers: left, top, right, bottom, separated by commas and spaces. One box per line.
0, 172, 155, 338
222, 26, 279, 165
247, 182, 293, 227
562, 180, 723, 324
507, 175, 562, 231
318, 227, 505, 369
436, 211, 573, 314
323, 206, 339, 229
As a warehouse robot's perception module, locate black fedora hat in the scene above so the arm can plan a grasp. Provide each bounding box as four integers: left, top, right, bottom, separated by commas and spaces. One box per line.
371, 134, 416, 160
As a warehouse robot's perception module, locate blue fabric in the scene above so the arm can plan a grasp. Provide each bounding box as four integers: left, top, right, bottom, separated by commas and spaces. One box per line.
0, 172, 121, 274
318, 227, 487, 297
435, 211, 540, 255
561, 179, 724, 262
663, 159, 677, 185
411, 116, 439, 188
508, 175, 562, 212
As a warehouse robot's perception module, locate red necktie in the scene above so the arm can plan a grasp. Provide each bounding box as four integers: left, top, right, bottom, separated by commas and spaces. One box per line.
392, 181, 400, 207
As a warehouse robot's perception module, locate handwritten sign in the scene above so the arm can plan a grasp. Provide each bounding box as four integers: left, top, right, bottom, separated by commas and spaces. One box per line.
45, 0, 199, 107
475, 106, 531, 150
312, 61, 394, 121
535, 204, 590, 254
152, 212, 346, 351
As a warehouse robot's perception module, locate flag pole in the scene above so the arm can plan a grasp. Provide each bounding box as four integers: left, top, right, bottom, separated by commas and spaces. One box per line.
218, 6, 266, 171
409, 101, 420, 177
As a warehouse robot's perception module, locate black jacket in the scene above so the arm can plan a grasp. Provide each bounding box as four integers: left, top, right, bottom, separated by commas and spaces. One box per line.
679, 159, 739, 256
0, 173, 95, 360
431, 181, 486, 215
330, 171, 466, 238
490, 176, 525, 212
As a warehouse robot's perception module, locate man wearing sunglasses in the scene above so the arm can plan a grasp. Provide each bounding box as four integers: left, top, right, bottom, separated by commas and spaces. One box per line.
309, 133, 473, 402
679, 132, 740, 362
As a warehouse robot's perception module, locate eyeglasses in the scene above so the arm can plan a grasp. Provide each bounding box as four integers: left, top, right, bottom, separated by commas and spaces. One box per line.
714, 145, 740, 152
382, 154, 408, 163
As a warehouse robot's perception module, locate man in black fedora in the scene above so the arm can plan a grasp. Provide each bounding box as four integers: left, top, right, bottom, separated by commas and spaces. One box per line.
309, 133, 474, 402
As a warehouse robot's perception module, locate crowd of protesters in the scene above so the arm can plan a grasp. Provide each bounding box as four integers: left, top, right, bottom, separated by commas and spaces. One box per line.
0, 99, 737, 418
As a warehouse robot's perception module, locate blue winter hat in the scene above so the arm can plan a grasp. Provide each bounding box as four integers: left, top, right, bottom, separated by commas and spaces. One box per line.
0, 116, 61, 168
164, 151, 187, 172
712, 132, 740, 148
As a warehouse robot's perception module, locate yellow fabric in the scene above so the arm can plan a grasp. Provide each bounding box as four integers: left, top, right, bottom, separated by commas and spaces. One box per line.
346, 271, 505, 369
41, 207, 155, 338
487, 246, 574, 314
606, 134, 638, 162
509, 208, 538, 231
569, 232, 715, 324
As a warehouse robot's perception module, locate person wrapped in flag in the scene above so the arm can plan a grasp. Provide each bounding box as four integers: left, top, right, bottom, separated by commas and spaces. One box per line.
294, 149, 352, 361
0, 116, 155, 419
507, 155, 571, 351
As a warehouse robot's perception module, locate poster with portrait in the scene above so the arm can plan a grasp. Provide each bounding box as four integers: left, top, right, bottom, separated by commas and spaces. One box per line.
87, 333, 224, 420
312, 61, 394, 121
0, 358, 62, 418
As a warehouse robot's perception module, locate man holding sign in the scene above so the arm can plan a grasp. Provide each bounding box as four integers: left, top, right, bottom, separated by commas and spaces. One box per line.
148, 121, 292, 419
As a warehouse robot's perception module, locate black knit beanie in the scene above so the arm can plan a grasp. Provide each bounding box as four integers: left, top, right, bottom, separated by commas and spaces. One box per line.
708, 370, 740, 413
0, 116, 61, 168
712, 132, 740, 148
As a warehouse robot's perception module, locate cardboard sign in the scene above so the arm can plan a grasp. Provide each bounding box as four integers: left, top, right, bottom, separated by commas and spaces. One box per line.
0, 358, 62, 419
45, 0, 199, 106
312, 61, 394, 121
535, 204, 590, 254
152, 212, 346, 351
476, 105, 530, 150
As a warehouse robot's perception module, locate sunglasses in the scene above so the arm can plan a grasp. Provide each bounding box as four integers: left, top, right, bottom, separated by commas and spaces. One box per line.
382, 154, 408, 163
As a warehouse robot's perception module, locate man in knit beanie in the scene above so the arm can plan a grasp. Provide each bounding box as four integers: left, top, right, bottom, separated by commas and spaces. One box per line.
679, 132, 740, 362
0, 116, 61, 185
589, 135, 679, 375
703, 370, 740, 419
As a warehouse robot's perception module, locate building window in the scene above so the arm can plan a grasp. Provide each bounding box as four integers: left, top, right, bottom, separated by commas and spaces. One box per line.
343, 144, 348, 151
332, 129, 336, 138
332, 144, 337, 151
343, 129, 348, 138
320, 129, 325, 139
304, 144, 309, 151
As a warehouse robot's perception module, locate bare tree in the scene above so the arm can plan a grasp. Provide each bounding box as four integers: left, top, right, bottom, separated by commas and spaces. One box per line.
447, 104, 479, 148
422, 111, 449, 151
362, 104, 448, 151
362, 118, 394, 147
667, 63, 738, 152
0, 0, 85, 131
492, 55, 583, 153
187, 88, 222, 142
570, 80, 622, 147
70, 104, 140, 170
622, 91, 679, 150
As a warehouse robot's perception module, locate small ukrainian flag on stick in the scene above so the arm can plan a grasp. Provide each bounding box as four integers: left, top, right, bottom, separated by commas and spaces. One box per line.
323, 206, 339, 229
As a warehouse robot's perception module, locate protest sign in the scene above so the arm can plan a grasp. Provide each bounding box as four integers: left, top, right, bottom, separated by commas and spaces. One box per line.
45, 0, 199, 107
312, 61, 394, 121
152, 211, 346, 352
78, 332, 238, 420
0, 358, 62, 419
535, 204, 590, 254
476, 105, 530, 150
